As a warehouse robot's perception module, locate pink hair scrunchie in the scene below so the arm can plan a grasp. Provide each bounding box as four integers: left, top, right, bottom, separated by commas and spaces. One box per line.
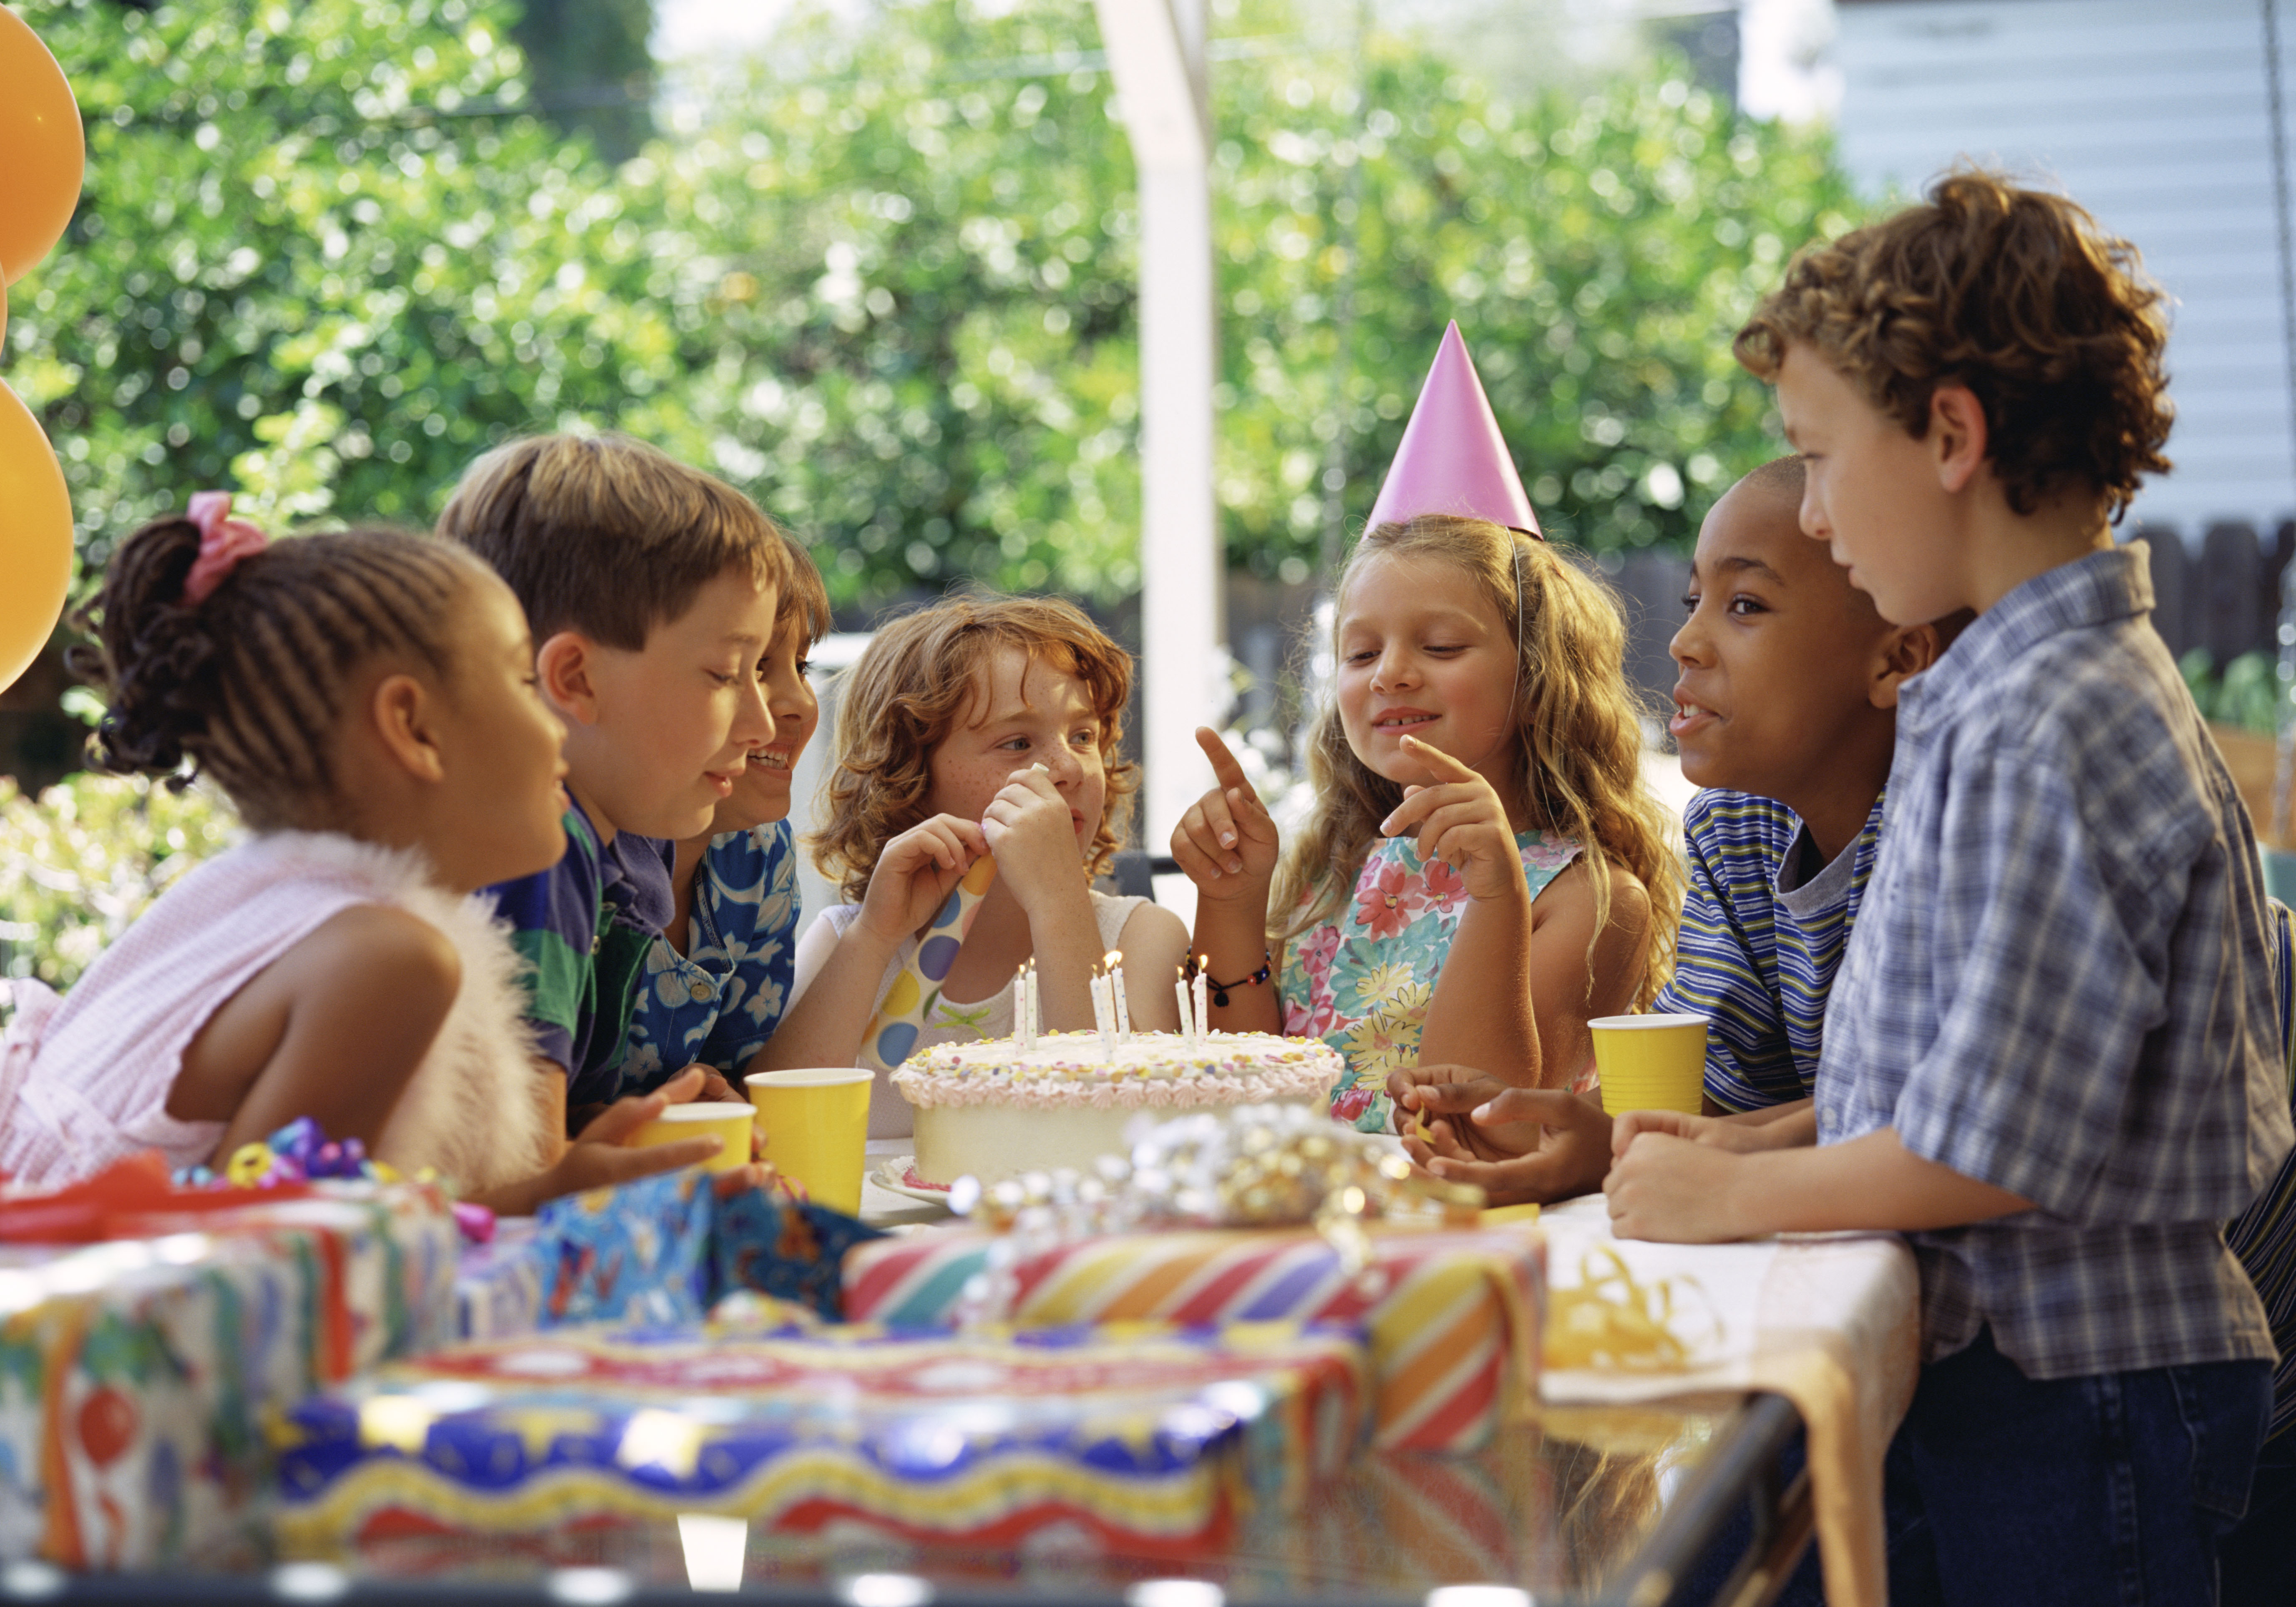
181, 491, 269, 606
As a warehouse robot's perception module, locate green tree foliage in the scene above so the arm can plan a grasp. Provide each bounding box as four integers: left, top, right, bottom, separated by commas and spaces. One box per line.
7, 0, 698, 577
5, 0, 1854, 609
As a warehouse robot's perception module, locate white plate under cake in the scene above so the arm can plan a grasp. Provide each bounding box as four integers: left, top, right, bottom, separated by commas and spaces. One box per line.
891, 1029, 1344, 1186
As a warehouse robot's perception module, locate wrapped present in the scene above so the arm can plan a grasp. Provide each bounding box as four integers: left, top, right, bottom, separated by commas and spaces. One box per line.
276, 1319, 1365, 1557
452, 1170, 881, 1341
0, 1171, 458, 1567
843, 1225, 1543, 1452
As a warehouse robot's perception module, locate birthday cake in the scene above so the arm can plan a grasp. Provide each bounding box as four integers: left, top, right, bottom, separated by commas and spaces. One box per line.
894, 1030, 1344, 1186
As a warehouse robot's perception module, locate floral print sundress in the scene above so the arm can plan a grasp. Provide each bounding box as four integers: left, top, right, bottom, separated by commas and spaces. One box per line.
1281, 829, 1583, 1132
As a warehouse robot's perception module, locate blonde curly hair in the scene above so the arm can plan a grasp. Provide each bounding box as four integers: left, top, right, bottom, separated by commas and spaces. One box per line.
1270, 515, 1679, 1010
811, 593, 1139, 904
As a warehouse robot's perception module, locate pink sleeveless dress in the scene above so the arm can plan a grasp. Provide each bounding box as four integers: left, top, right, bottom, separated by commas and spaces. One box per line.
0, 831, 554, 1191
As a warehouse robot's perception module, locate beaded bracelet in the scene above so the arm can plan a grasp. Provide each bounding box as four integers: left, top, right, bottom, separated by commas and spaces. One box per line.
1189, 949, 1274, 1008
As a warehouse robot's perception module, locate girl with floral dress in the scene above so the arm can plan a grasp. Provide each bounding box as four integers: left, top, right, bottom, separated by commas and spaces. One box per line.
617, 531, 828, 1099
1172, 513, 1680, 1132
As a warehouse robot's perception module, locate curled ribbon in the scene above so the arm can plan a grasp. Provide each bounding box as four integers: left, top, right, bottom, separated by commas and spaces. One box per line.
181, 490, 269, 605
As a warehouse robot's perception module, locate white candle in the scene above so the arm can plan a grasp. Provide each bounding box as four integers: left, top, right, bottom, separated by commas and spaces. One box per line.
1194, 956, 1210, 1040
1090, 967, 1115, 1058
1175, 967, 1196, 1048
1028, 960, 1042, 1045
1012, 964, 1028, 1047
1105, 950, 1131, 1043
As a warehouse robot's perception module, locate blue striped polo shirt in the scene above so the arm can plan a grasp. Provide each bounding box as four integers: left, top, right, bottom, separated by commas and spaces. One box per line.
1653, 789, 1883, 1111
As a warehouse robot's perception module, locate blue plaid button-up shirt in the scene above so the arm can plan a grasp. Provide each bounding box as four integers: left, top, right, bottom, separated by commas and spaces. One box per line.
1817, 542, 2293, 1379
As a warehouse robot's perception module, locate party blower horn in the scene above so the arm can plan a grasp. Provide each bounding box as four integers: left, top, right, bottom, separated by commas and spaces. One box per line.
860, 856, 999, 1073
1365, 320, 1543, 540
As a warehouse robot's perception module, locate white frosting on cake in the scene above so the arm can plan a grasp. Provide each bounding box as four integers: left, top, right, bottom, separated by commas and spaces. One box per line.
894, 1030, 1342, 1186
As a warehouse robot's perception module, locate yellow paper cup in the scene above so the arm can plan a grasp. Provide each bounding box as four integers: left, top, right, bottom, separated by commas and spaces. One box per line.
1590, 1013, 1709, 1117
744, 1068, 874, 1215
627, 1101, 756, 1174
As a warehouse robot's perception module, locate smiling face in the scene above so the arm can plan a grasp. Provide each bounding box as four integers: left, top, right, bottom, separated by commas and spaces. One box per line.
571, 565, 780, 840
923, 647, 1106, 850
427, 571, 570, 889
707, 617, 819, 834
1669, 472, 1903, 804
1335, 550, 1521, 798
1777, 340, 1972, 625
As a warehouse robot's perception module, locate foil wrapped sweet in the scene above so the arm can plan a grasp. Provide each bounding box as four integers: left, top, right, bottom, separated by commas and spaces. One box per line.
947, 1104, 1483, 1325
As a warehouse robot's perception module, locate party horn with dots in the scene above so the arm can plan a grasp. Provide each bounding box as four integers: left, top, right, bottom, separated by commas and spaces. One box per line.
861, 855, 999, 1073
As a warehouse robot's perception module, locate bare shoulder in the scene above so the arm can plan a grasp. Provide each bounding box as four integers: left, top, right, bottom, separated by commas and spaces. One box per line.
1116, 898, 1190, 953
1531, 852, 1652, 936
287, 904, 462, 1003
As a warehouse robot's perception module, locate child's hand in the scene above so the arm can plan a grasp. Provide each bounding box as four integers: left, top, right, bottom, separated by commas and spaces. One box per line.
1610, 1108, 1783, 1156
1380, 735, 1520, 902
1605, 1131, 1750, 1242
542, 1069, 722, 1198
1170, 727, 1281, 904
981, 764, 1087, 913
667, 1064, 747, 1104
856, 814, 989, 946
1395, 1070, 1614, 1205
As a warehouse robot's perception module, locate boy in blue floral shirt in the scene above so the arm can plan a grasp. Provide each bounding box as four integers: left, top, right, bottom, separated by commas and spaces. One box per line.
620, 533, 827, 1096
1608, 173, 2294, 1604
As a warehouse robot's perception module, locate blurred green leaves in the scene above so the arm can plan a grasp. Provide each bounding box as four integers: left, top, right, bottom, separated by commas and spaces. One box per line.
5, 0, 1855, 615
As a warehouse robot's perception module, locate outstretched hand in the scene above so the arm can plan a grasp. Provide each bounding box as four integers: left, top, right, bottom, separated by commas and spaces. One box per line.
1391, 1066, 1613, 1206
857, 813, 989, 946
1169, 727, 1282, 904
544, 1068, 722, 1196
1380, 735, 1520, 902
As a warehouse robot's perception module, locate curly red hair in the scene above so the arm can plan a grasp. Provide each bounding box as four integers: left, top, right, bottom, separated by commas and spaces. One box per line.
811, 594, 1139, 904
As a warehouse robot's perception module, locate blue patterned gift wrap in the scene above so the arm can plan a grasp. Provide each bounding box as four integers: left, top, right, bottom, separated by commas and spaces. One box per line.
453, 1169, 881, 1340
274, 1320, 1367, 1557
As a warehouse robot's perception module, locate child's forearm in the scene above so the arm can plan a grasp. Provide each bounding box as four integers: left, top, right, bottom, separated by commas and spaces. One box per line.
1721, 1128, 2032, 1235
752, 926, 903, 1073
1026, 885, 1105, 1030
1722, 1098, 1815, 1134
1194, 894, 1281, 1033
1417, 880, 1541, 1084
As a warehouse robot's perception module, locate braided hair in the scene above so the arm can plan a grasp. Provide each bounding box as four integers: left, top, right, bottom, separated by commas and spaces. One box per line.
70, 516, 490, 831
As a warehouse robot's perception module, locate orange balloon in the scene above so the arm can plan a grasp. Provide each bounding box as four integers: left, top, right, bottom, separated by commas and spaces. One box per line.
0, 7, 83, 285
0, 379, 73, 693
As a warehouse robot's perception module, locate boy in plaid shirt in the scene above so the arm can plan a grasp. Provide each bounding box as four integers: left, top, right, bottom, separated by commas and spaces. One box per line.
1607, 171, 2294, 1604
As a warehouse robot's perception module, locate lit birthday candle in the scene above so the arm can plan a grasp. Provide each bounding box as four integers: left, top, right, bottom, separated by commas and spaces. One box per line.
1104, 950, 1131, 1042
1011, 962, 1028, 1048
1174, 965, 1195, 1049
1027, 958, 1042, 1046
1193, 955, 1211, 1040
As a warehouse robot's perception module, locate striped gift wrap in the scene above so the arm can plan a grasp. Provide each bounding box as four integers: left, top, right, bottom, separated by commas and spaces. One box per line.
842, 1225, 1545, 1451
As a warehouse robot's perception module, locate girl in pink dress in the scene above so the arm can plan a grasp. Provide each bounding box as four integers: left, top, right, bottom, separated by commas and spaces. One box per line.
0, 499, 724, 1208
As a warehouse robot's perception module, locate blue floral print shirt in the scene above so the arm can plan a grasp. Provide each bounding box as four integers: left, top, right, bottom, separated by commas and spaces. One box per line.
617, 821, 801, 1093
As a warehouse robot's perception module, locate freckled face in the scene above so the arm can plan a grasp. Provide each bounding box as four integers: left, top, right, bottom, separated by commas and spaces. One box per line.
924, 647, 1107, 851
1335, 551, 1520, 797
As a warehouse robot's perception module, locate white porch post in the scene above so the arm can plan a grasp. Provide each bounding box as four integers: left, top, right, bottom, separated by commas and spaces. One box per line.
1093, 0, 1220, 891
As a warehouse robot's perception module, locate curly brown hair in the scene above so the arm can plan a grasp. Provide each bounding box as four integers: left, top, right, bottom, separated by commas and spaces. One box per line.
70, 516, 489, 831
811, 594, 1140, 904
1733, 167, 2173, 520
1270, 515, 1681, 1010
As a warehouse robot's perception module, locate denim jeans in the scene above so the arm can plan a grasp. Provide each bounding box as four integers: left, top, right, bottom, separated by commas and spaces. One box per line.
2219, 1426, 2296, 1607
1693, 1328, 2268, 1607
1885, 1326, 2270, 1607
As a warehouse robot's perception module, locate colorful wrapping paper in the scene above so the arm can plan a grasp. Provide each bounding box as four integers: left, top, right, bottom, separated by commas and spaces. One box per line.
842, 1224, 1543, 1451
275, 1320, 1365, 1557
0, 1179, 458, 1567
452, 1170, 882, 1340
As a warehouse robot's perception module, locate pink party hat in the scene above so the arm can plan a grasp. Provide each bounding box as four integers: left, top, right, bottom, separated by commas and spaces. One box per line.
1364, 321, 1542, 538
